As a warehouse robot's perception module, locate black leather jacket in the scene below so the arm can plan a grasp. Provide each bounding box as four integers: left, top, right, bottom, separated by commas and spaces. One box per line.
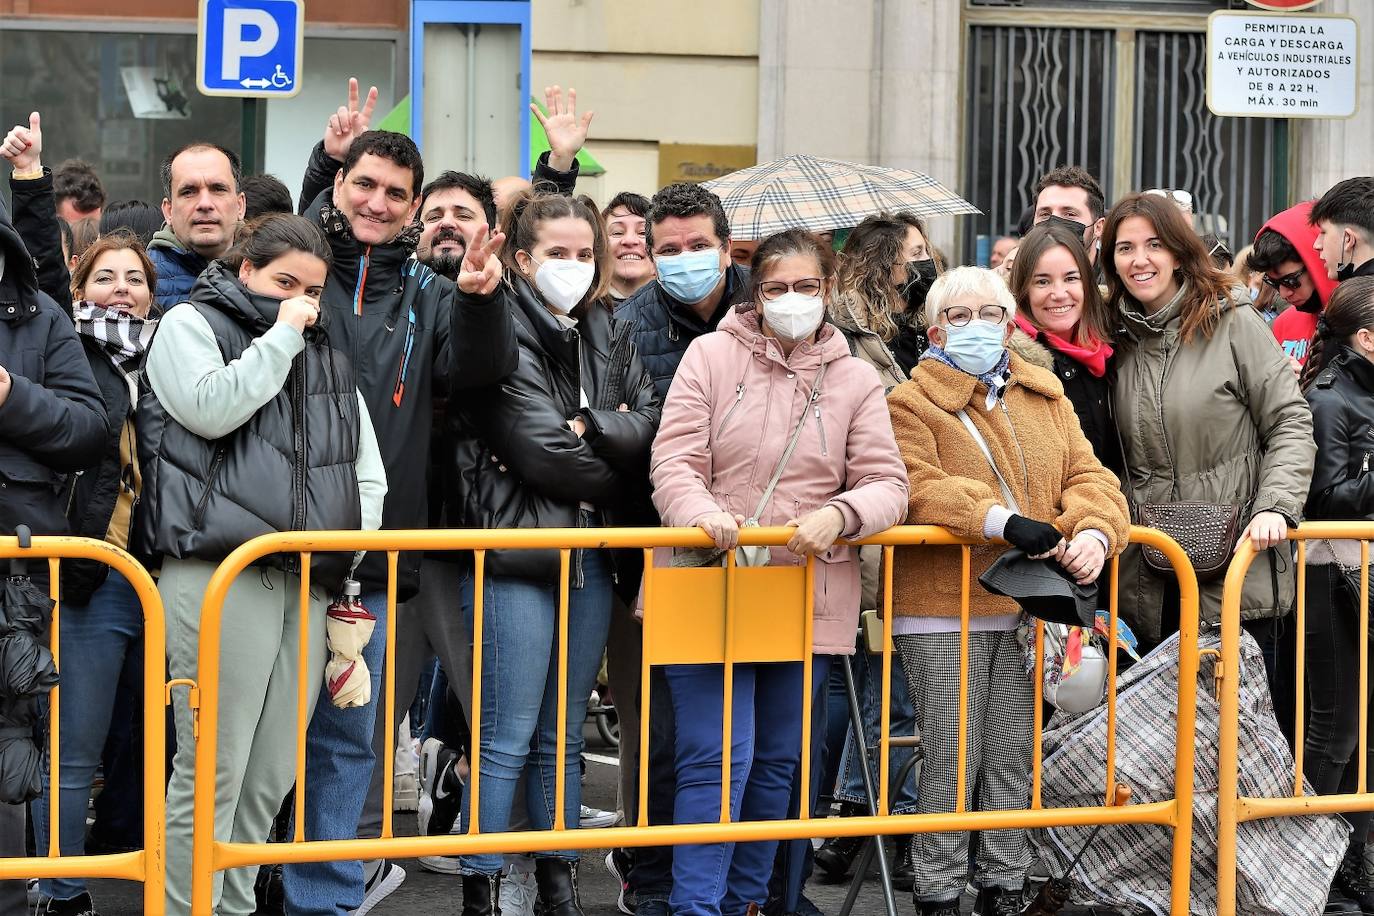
1306, 345, 1374, 521
450, 276, 660, 583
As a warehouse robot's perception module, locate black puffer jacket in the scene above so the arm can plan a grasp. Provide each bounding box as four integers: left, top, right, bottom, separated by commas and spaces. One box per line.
450, 276, 660, 582
136, 263, 363, 589
618, 264, 751, 399
1306, 345, 1374, 520
0, 195, 106, 540
61, 339, 140, 604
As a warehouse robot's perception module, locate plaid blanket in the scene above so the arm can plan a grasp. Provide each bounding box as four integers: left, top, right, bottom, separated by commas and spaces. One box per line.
1032, 630, 1347, 915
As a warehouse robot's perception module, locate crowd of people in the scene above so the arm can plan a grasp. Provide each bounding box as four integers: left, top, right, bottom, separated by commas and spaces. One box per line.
2, 76, 1374, 916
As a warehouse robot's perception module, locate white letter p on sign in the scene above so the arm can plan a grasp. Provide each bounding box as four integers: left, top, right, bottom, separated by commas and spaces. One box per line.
221, 8, 279, 81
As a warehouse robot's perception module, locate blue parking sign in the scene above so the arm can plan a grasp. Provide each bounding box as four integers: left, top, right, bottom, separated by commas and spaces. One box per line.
198, 0, 303, 98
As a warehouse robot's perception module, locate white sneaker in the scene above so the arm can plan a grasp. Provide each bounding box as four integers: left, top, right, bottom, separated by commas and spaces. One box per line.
498, 867, 538, 916
418, 852, 463, 875
349, 860, 405, 916
579, 803, 619, 828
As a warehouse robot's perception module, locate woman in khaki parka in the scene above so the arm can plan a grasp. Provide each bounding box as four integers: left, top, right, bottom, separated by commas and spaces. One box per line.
1104, 193, 1315, 655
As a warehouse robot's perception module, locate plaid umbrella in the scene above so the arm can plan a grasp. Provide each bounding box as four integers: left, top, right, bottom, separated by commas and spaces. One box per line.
701, 155, 979, 241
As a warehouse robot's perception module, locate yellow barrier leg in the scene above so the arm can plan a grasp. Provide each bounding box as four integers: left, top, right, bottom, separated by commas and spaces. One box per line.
800, 557, 814, 821
638, 548, 653, 829
469, 550, 486, 834
47, 558, 61, 859
294, 554, 312, 843
555, 549, 572, 832
956, 547, 970, 814
383, 552, 399, 839
879, 545, 894, 817
721, 551, 737, 825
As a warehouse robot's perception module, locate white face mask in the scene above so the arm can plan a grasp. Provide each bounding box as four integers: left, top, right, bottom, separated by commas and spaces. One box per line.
762, 291, 826, 342
530, 257, 595, 314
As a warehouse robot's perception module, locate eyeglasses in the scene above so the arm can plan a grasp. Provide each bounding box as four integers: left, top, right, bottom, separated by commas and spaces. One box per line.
941, 304, 1008, 327
1261, 266, 1308, 291
1146, 188, 1195, 212
759, 278, 824, 300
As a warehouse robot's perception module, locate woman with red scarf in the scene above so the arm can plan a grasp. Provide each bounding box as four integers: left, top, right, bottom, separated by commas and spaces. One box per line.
1008, 222, 1122, 475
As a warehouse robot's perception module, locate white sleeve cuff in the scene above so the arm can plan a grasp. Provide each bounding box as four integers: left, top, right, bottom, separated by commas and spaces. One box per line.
983, 505, 1014, 541
1081, 529, 1110, 551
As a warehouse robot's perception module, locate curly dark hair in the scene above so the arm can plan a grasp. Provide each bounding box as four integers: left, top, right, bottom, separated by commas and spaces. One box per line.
54, 159, 106, 213
421, 171, 496, 227
341, 131, 424, 199
645, 182, 730, 250
833, 213, 927, 341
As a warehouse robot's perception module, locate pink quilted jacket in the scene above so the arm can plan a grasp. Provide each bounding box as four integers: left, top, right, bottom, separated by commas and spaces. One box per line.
650, 305, 909, 655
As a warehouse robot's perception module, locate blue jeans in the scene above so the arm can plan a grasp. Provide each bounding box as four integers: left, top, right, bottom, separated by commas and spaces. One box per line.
459, 552, 613, 876
837, 643, 919, 815
31, 570, 144, 901
282, 591, 389, 916
666, 659, 822, 916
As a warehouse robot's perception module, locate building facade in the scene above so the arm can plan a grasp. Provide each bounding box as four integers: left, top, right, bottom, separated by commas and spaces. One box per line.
1, 0, 1369, 258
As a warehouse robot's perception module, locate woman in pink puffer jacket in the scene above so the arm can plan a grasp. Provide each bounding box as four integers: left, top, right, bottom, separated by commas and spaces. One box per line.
649, 228, 908, 916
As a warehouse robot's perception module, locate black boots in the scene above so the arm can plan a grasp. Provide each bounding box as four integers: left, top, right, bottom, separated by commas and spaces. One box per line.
974, 884, 1027, 916
915, 899, 961, 916
890, 834, 915, 892
1336, 842, 1374, 915
534, 857, 586, 916
814, 802, 867, 880
461, 872, 501, 916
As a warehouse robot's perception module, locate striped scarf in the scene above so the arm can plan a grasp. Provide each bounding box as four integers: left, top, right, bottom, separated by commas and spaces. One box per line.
71, 301, 157, 374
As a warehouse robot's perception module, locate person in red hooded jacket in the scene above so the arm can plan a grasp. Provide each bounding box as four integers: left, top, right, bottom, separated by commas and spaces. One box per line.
1250, 200, 1339, 366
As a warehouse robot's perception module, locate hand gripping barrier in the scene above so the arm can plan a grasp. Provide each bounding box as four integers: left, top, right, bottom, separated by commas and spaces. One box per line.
1216, 523, 1374, 916
187, 525, 1200, 916
0, 534, 169, 915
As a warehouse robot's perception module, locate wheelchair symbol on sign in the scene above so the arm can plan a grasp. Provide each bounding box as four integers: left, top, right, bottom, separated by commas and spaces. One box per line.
271, 64, 292, 88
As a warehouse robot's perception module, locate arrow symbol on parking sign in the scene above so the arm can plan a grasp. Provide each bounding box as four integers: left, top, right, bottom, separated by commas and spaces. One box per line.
240, 77, 271, 88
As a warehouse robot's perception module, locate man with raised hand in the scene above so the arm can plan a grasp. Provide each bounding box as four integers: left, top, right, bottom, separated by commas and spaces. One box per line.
279, 78, 518, 916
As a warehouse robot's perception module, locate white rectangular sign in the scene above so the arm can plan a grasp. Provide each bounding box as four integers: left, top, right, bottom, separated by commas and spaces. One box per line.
1206, 11, 1358, 119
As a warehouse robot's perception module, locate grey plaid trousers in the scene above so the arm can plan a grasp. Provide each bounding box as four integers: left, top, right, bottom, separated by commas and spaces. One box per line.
895, 629, 1035, 902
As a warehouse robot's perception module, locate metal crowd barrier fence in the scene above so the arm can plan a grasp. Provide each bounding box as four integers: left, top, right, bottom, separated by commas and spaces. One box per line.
1217, 523, 1374, 916
0, 534, 169, 916
188, 524, 1200, 916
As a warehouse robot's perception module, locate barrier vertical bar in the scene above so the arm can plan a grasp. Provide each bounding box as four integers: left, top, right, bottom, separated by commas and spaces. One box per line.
800, 556, 814, 820
554, 549, 571, 831
879, 545, 894, 817
1167, 533, 1200, 916
1217, 540, 1250, 916
382, 551, 399, 839
468, 549, 486, 834
47, 557, 60, 858
1105, 557, 1119, 804
1032, 618, 1044, 810
956, 546, 971, 813
1294, 540, 1307, 795
638, 548, 653, 828
1361, 541, 1369, 794
294, 555, 312, 842
721, 549, 737, 824
139, 554, 169, 916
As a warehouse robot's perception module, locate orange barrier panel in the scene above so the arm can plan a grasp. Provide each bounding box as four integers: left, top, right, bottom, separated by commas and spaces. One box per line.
0, 535, 169, 915
187, 525, 1199, 915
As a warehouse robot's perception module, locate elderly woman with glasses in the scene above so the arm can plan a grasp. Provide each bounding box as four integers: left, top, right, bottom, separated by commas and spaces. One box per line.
885, 266, 1129, 916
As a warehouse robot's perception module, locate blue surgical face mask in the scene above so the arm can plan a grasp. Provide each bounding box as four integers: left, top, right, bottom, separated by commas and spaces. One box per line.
941, 319, 1007, 375
655, 248, 724, 304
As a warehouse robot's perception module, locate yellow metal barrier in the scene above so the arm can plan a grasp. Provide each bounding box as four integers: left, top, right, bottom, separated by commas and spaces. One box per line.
1217, 523, 1374, 916
0, 535, 169, 915
189, 525, 1200, 916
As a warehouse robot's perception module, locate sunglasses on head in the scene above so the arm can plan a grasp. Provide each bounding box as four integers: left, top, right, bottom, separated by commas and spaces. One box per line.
1261, 267, 1307, 291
